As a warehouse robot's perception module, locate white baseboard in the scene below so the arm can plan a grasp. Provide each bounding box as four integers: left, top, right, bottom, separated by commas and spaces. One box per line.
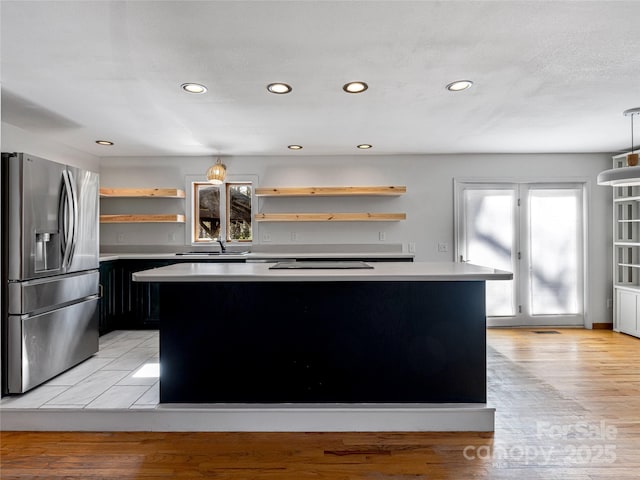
0, 403, 494, 432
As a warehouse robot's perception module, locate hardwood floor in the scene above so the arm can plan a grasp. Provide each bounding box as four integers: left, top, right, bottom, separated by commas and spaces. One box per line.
1, 328, 639, 479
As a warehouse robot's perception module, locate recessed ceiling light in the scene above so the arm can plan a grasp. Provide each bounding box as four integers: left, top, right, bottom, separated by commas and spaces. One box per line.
446, 80, 473, 92
357, 144, 372, 149
267, 83, 292, 94
181, 83, 207, 94
95, 140, 113, 146
288, 145, 303, 150
343, 81, 368, 94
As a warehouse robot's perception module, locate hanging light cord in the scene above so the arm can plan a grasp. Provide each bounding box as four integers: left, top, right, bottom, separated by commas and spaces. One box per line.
632, 113, 635, 154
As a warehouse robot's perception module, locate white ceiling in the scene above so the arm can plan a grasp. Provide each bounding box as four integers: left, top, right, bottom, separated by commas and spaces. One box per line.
2, 0, 640, 158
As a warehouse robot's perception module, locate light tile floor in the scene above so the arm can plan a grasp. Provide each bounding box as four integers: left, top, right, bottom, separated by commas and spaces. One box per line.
0, 330, 160, 410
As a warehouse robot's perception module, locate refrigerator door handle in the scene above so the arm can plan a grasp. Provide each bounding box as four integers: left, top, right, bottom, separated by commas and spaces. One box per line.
60, 170, 74, 268
59, 171, 68, 262
67, 169, 79, 265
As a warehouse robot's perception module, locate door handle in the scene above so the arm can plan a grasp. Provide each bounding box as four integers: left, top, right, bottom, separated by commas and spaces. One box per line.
66, 169, 79, 265
459, 255, 470, 263
60, 170, 74, 268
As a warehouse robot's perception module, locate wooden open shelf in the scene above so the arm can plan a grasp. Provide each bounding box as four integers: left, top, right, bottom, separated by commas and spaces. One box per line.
100, 188, 186, 198
255, 186, 406, 197
255, 213, 406, 222
100, 214, 186, 224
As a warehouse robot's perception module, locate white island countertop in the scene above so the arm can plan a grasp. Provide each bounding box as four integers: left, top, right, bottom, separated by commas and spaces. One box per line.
132, 261, 512, 282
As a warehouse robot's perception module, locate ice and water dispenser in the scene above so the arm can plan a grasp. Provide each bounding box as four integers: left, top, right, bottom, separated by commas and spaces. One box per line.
34, 231, 60, 272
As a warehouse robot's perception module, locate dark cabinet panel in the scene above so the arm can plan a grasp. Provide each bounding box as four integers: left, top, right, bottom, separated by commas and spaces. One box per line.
99, 259, 163, 334
99, 258, 246, 333
98, 256, 410, 335
98, 260, 117, 335
111, 260, 173, 330
125, 260, 174, 328
159, 280, 486, 403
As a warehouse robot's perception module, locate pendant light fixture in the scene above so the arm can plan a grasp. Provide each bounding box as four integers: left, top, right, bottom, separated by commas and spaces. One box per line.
206, 157, 227, 185
597, 108, 640, 186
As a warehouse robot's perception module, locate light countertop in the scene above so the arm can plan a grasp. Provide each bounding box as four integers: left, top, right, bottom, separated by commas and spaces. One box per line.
99, 251, 415, 262
132, 261, 512, 282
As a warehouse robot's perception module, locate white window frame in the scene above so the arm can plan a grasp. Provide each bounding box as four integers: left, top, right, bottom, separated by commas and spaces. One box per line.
185, 174, 257, 246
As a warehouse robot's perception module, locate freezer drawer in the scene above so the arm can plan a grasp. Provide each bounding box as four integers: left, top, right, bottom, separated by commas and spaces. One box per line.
7, 297, 99, 393
7, 270, 99, 315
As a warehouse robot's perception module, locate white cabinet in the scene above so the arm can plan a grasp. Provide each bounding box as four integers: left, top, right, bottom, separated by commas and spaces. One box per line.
616, 288, 639, 336
611, 153, 640, 337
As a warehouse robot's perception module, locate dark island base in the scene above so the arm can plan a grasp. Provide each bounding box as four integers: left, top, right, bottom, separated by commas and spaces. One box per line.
159, 281, 486, 404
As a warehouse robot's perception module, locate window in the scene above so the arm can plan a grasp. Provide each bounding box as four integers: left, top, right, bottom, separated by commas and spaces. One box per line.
194, 183, 221, 241
226, 183, 252, 241
192, 181, 253, 243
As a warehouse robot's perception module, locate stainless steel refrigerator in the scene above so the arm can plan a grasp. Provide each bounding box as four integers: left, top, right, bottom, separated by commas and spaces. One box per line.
1, 152, 100, 394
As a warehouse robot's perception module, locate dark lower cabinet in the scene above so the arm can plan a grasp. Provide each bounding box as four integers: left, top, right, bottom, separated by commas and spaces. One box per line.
98, 256, 413, 335
122, 259, 174, 329
98, 260, 118, 335
99, 259, 173, 333
99, 258, 245, 334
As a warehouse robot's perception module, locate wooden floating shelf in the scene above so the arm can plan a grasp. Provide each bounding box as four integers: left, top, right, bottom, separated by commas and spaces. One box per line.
255, 186, 406, 197
100, 188, 186, 198
100, 214, 185, 224
255, 213, 406, 222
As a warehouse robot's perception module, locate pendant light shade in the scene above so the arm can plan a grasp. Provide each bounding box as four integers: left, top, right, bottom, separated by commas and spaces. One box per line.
206, 157, 226, 185
597, 108, 640, 186
597, 165, 640, 187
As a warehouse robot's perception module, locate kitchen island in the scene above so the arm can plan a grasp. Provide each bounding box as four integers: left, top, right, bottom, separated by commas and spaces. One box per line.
133, 261, 511, 431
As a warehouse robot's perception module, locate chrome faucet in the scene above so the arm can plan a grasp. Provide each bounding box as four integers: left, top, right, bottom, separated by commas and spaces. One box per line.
217, 238, 226, 253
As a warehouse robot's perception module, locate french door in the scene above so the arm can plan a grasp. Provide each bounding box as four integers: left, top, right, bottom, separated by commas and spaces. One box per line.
455, 182, 585, 327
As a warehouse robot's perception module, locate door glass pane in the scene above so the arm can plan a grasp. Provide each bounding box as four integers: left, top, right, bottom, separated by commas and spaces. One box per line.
463, 189, 516, 316
529, 189, 581, 315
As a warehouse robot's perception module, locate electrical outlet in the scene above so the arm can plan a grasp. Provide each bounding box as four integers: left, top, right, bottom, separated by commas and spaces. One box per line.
607, 298, 613, 309
117, 233, 125, 243
408, 242, 416, 253
291, 232, 298, 241
168, 232, 176, 242
262, 232, 272, 242
379, 231, 386, 241
438, 242, 449, 253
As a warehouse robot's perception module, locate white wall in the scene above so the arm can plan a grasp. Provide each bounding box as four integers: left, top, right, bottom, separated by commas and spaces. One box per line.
1, 123, 100, 171
100, 152, 613, 326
